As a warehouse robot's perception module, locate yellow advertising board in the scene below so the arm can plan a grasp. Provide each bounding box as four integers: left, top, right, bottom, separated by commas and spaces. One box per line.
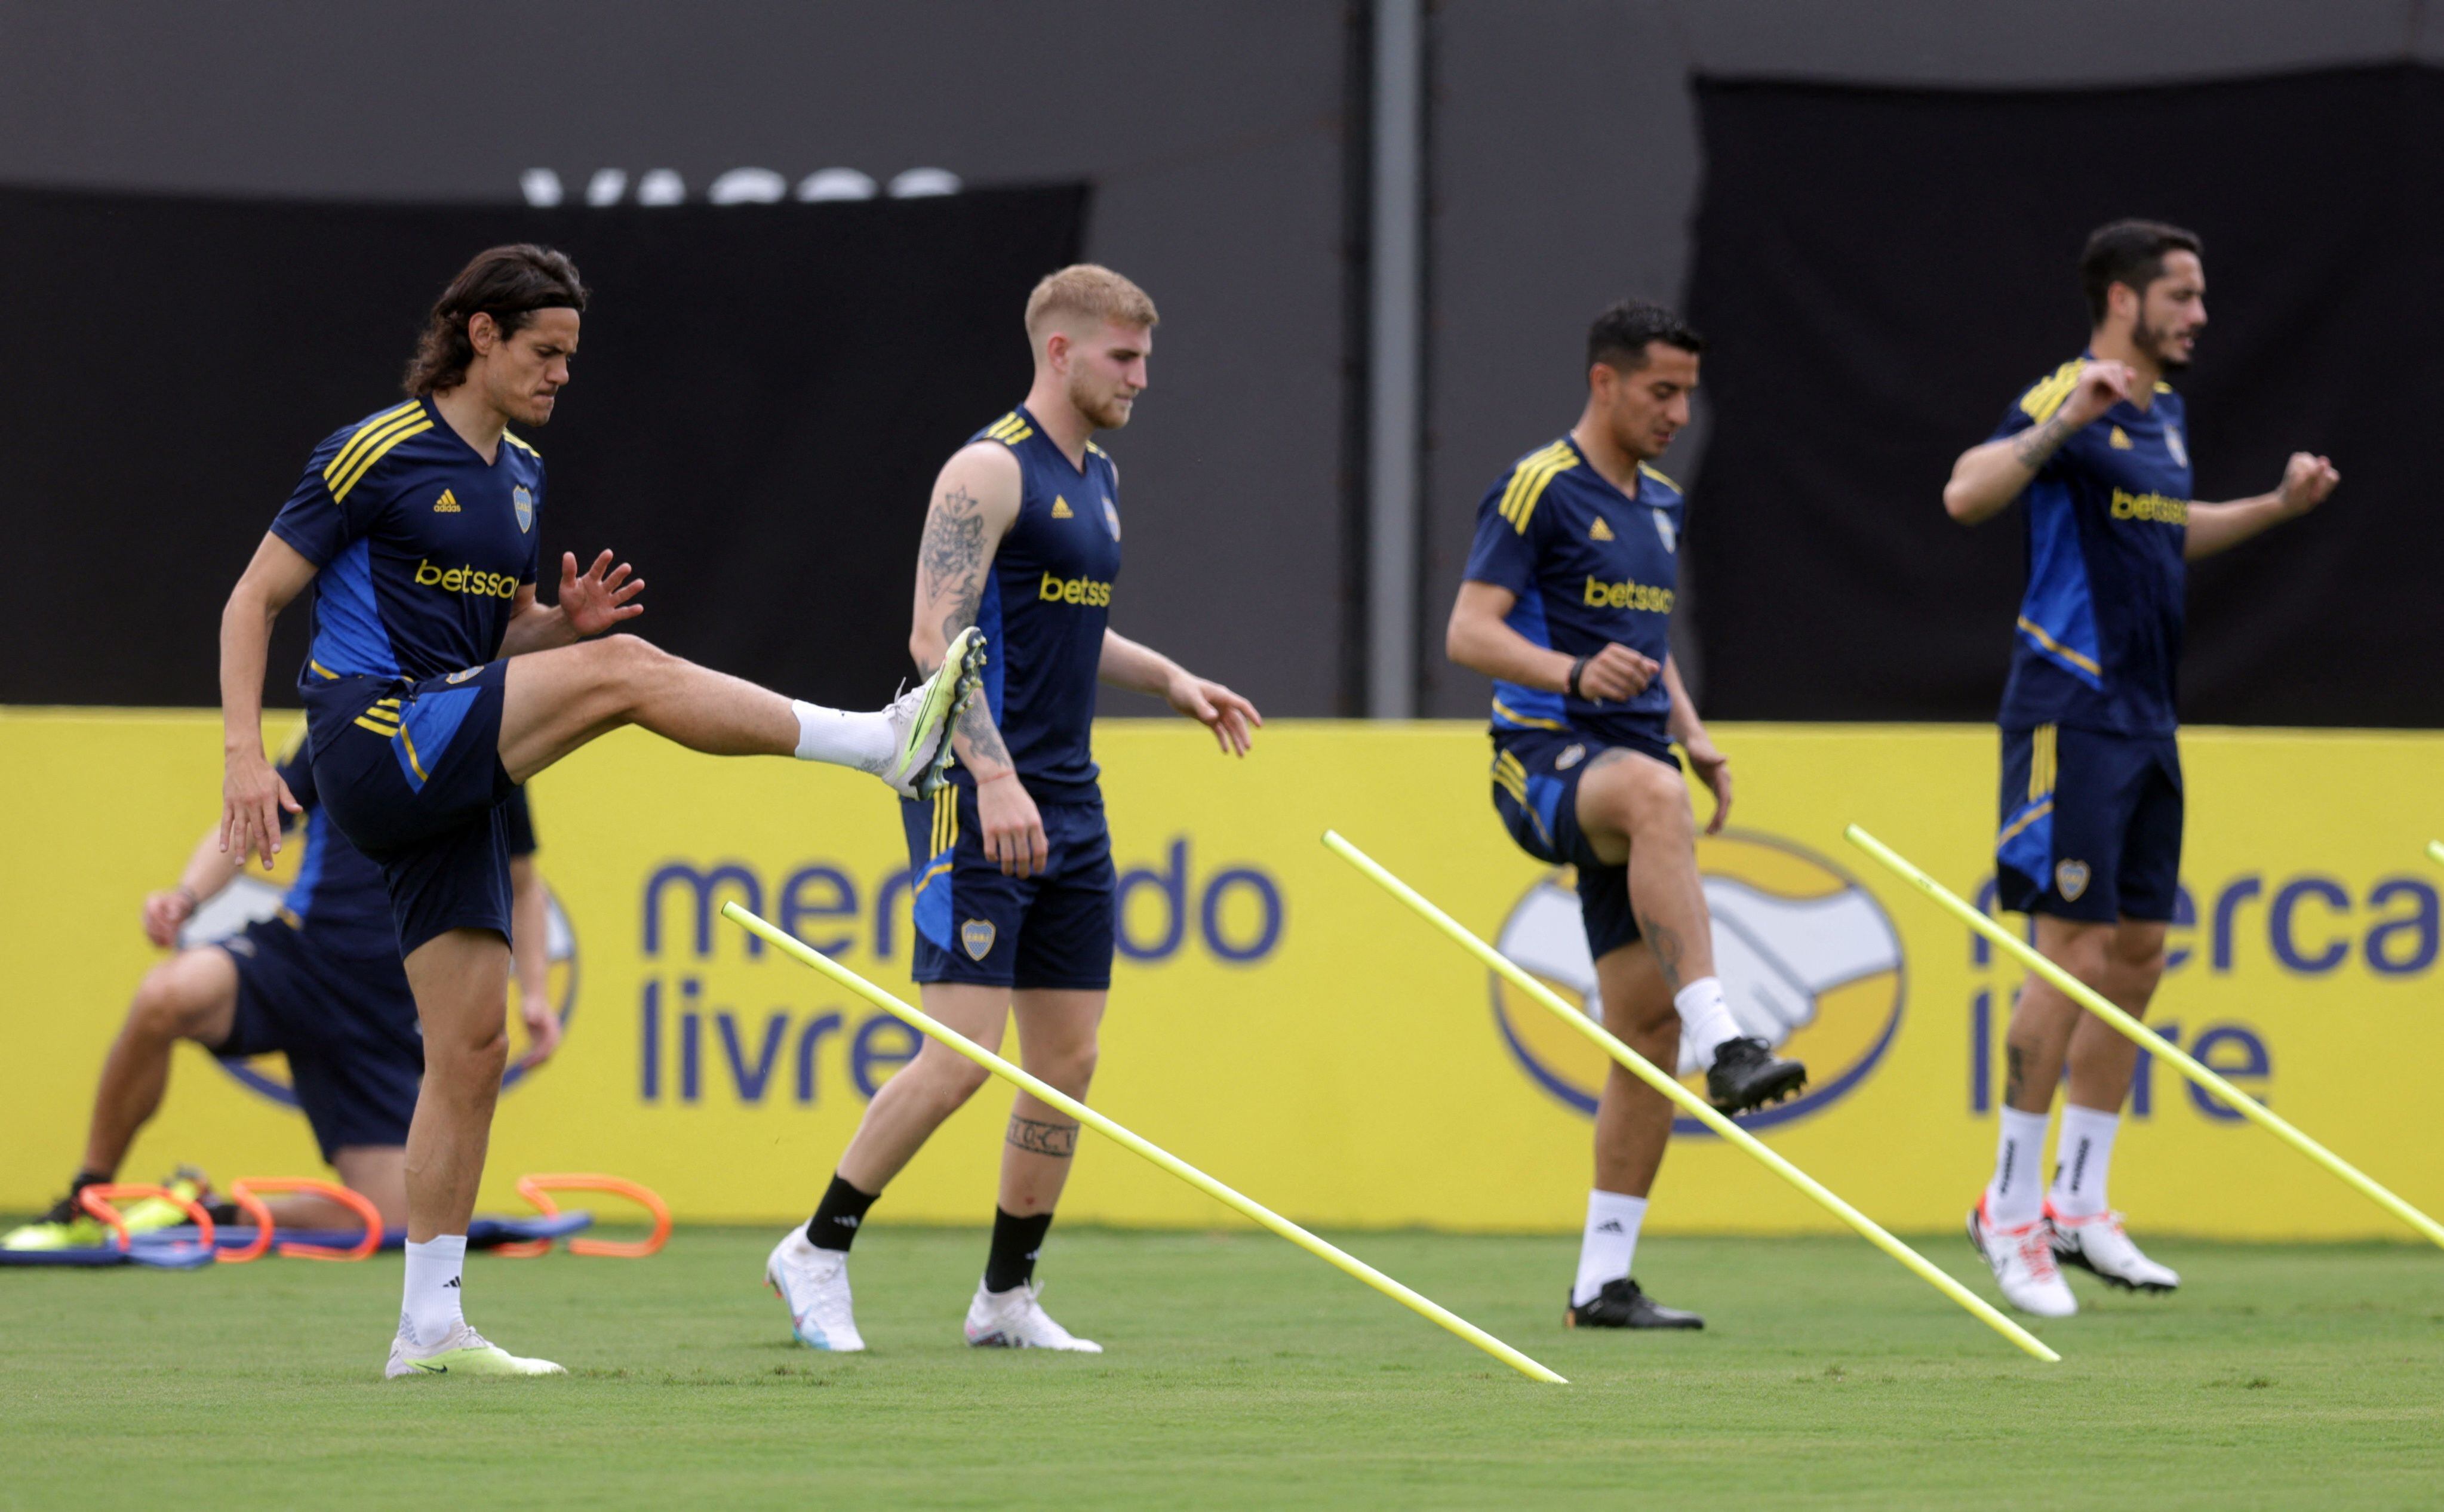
3, 710, 2439, 1238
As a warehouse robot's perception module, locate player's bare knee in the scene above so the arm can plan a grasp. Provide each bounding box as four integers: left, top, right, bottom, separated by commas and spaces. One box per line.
130, 962, 213, 1041
1025, 1041, 1099, 1099
1607, 760, 1692, 841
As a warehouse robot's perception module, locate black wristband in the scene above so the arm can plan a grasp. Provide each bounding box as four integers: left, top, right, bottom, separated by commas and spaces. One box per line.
1566, 655, 1591, 701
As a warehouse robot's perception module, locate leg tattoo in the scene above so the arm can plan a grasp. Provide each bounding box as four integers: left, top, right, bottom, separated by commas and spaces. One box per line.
1006, 1114, 1079, 1159
1637, 911, 1686, 994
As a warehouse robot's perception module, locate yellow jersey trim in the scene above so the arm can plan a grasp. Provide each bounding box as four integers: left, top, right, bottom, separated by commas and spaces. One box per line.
2027, 723, 2057, 802
1997, 799, 2053, 848
331, 416, 434, 503
1497, 442, 1578, 535
1637, 461, 1680, 492
2016, 361, 2085, 426
1490, 696, 1566, 732
2015, 615, 2102, 677
502, 430, 541, 457
324, 401, 423, 486
984, 412, 1035, 446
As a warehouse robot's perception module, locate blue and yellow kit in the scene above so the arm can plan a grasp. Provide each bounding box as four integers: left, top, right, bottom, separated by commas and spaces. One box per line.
1462, 435, 1688, 958
903, 407, 1123, 990
1985, 358, 2193, 922
268, 396, 543, 953
213, 739, 537, 1157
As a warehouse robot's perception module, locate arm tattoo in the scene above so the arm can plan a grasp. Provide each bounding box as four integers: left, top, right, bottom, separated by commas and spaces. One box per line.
1007, 1114, 1079, 1158
2004, 1044, 2026, 1105
2010, 411, 2079, 473
1636, 911, 1686, 994
917, 485, 1015, 768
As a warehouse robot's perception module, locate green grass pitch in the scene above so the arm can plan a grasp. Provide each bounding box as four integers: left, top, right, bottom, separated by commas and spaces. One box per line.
5, 1225, 2439, 1509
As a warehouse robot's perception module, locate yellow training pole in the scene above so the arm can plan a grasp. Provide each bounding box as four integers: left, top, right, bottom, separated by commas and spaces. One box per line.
1847, 824, 2444, 1252
1321, 831, 2060, 1365
720, 902, 1566, 1384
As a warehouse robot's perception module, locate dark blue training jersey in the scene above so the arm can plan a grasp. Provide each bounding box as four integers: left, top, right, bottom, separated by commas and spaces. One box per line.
270, 397, 545, 726
965, 407, 1122, 803
1988, 357, 2193, 737
267, 738, 536, 958
1462, 436, 1683, 747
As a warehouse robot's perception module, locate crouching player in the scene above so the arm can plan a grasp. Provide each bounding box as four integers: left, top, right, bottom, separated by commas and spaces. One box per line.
1445, 301, 1804, 1330
4, 743, 554, 1252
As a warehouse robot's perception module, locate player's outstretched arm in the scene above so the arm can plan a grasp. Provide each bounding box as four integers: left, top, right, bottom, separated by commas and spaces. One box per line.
1943, 360, 2134, 525
218, 534, 317, 870
2184, 452, 2340, 559
1661, 655, 1732, 834
143, 825, 252, 947
912, 445, 1047, 875
1098, 630, 1261, 756
1446, 581, 1656, 703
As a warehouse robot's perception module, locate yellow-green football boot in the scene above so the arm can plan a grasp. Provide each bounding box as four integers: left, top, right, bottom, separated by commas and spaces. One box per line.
3, 1191, 107, 1251
112, 1168, 215, 1235
386, 1323, 567, 1379
877, 626, 988, 799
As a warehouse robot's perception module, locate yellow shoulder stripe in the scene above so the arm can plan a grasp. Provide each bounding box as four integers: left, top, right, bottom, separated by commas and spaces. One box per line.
984, 412, 1035, 446
324, 401, 424, 487
330, 414, 434, 503
2016, 361, 2085, 425
1637, 461, 1680, 492
502, 430, 541, 457
1496, 442, 1578, 535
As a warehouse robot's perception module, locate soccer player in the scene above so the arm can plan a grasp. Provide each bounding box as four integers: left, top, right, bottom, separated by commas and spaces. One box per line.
217, 244, 983, 1378
1444, 300, 1807, 1331
2, 744, 552, 1251
765, 265, 1261, 1353
1943, 220, 2338, 1316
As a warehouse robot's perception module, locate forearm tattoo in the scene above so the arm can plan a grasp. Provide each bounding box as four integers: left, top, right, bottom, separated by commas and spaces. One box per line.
1007, 1114, 1079, 1158
2010, 411, 2079, 472
917, 485, 1013, 768
1637, 910, 1686, 994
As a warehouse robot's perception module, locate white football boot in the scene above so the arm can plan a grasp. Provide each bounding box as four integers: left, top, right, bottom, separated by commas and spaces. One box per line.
766, 1228, 866, 1352
1968, 1196, 2077, 1319
875, 626, 988, 799
964, 1280, 1102, 1352
385, 1322, 565, 1378
2048, 1203, 2181, 1293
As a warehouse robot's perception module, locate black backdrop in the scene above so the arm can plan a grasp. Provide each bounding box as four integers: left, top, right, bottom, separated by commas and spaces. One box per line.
1685, 67, 2442, 726
1, 185, 1085, 707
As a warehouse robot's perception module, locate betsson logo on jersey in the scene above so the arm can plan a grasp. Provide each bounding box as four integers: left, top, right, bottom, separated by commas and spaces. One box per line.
1582, 577, 1676, 612
2110, 488, 2189, 525
415, 559, 521, 599
1039, 573, 1114, 607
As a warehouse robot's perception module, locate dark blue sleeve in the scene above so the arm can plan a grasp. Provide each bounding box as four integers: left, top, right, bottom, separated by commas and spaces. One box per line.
272, 738, 318, 829
522, 458, 545, 587
1462, 479, 1539, 598
268, 428, 365, 568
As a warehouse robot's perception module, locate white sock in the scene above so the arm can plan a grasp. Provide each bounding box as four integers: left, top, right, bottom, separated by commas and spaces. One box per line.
1571, 1190, 1648, 1307
400, 1234, 469, 1349
2049, 1104, 2120, 1219
1985, 1107, 2050, 1227
1674, 977, 1745, 1064
792, 699, 893, 771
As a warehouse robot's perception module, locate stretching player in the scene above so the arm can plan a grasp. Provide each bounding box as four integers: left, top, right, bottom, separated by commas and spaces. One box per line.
767, 265, 1260, 1353
1446, 301, 1805, 1330
3, 744, 551, 1250
1944, 220, 2338, 1316
217, 245, 982, 1378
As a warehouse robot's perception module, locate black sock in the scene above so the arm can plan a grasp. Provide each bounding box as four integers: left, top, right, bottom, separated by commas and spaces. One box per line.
983, 1207, 1055, 1294
805, 1174, 878, 1252
71, 1171, 110, 1193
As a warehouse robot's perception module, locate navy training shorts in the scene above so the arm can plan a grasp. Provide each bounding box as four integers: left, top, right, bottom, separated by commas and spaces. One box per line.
902, 781, 1116, 991
1489, 728, 1680, 960
211, 917, 423, 1160
307, 661, 519, 956
1995, 722, 2184, 923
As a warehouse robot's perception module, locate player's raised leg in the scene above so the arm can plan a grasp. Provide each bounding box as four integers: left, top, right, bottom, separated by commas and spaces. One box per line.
966, 989, 1105, 1351
1572, 746, 1804, 1113
494, 620, 984, 796
1567, 940, 1702, 1329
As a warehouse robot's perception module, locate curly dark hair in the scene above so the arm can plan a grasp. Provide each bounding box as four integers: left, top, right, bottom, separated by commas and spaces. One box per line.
404, 244, 590, 395
1586, 300, 1703, 374
2080, 220, 2202, 326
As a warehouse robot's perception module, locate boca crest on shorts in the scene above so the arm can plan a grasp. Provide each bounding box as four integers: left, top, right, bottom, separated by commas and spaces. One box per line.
900, 781, 1117, 991
1995, 722, 2184, 923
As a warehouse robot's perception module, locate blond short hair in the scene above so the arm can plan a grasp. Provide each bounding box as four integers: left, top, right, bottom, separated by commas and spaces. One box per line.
1024, 264, 1158, 343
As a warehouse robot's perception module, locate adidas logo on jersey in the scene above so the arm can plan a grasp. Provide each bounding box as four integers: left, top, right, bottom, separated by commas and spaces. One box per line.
1050, 497, 1075, 519
434, 489, 462, 512
1590, 516, 1615, 541
2108, 426, 2133, 449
